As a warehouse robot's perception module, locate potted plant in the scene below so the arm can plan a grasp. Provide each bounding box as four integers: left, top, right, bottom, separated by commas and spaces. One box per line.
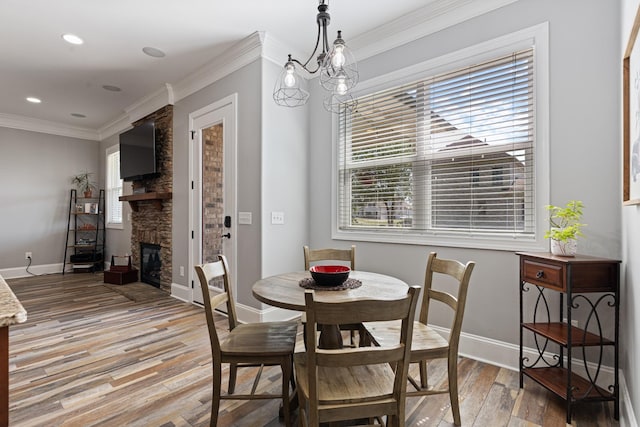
71, 171, 96, 198
544, 200, 586, 256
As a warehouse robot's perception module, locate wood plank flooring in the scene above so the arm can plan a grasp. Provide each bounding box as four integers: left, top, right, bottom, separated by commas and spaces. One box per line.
5, 273, 619, 426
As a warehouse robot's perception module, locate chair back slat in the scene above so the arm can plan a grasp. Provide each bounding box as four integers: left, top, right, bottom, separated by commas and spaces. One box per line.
316, 346, 405, 367
311, 298, 415, 325
304, 245, 356, 270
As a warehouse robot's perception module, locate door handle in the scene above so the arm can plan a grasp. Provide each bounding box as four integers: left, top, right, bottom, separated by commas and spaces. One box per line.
221, 233, 231, 239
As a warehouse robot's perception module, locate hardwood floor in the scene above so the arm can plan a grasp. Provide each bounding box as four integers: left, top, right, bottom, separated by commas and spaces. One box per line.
5, 273, 618, 427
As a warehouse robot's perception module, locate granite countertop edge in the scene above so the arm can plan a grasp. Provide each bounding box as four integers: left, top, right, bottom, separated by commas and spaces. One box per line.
0, 275, 27, 327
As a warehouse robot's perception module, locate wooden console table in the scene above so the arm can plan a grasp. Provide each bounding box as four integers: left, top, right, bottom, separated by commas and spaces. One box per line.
517, 252, 619, 423
0, 276, 27, 427
119, 192, 172, 211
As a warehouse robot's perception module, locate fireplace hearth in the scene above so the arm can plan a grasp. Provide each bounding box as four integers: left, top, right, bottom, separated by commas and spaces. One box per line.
140, 243, 161, 287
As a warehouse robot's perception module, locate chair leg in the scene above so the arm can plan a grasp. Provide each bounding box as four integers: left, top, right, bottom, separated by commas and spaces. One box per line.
297, 386, 308, 427
228, 362, 237, 394
419, 360, 429, 389
281, 359, 292, 427
448, 355, 461, 426
211, 362, 222, 426
289, 355, 296, 390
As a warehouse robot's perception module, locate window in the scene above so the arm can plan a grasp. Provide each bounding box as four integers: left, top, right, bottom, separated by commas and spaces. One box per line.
335, 26, 549, 250
106, 145, 123, 229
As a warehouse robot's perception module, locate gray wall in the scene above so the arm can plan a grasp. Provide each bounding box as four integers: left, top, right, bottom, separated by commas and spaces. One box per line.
99, 133, 133, 266
308, 0, 623, 373
172, 59, 261, 308
0, 127, 99, 272
622, 0, 640, 422
260, 59, 310, 278
171, 58, 310, 308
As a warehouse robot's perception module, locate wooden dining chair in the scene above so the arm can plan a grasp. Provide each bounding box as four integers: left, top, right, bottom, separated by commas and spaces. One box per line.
364, 252, 475, 426
303, 245, 360, 346
194, 255, 298, 427
295, 286, 420, 427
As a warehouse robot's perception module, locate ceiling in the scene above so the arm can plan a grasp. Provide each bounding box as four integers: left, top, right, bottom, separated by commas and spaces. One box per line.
0, 0, 514, 139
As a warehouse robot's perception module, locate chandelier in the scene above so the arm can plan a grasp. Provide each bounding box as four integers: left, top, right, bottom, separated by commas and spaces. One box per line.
273, 0, 358, 113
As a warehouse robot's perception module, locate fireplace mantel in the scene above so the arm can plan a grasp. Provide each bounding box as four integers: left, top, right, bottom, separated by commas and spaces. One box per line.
119, 192, 172, 212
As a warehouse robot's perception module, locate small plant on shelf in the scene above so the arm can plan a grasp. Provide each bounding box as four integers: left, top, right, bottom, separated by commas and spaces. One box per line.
544, 200, 586, 256
71, 171, 96, 197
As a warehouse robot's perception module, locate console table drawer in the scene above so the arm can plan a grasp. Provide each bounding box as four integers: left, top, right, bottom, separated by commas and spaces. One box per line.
522, 259, 563, 290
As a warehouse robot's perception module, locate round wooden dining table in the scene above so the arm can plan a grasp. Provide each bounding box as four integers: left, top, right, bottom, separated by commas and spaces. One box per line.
252, 270, 410, 348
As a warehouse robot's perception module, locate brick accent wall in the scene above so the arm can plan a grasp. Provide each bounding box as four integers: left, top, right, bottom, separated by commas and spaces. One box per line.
129, 105, 173, 292
202, 124, 223, 263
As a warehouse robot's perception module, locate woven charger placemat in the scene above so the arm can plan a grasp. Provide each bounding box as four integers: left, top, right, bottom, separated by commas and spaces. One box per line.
299, 277, 362, 291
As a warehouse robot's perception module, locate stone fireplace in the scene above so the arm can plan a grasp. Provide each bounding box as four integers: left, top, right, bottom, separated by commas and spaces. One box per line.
126, 105, 173, 292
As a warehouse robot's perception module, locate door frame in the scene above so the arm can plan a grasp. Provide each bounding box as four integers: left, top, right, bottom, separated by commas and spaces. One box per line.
188, 93, 238, 304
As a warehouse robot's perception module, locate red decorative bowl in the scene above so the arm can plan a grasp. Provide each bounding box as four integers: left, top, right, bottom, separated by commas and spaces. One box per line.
309, 265, 350, 287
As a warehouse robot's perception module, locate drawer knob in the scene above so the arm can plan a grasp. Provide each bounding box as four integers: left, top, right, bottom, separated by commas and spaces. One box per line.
536, 270, 544, 279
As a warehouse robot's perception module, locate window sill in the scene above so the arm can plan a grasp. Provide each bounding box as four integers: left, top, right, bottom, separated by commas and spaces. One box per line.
332, 228, 547, 252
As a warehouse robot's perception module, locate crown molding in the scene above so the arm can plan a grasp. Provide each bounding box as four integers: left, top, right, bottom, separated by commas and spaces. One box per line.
124, 83, 175, 125
98, 114, 133, 141
0, 113, 99, 141
172, 31, 264, 103
350, 0, 520, 61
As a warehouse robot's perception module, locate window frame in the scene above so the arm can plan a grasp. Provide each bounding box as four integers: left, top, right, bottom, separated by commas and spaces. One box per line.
332, 23, 549, 252
105, 144, 123, 230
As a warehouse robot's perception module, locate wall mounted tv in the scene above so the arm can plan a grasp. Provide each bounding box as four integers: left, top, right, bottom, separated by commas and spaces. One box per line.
119, 120, 159, 181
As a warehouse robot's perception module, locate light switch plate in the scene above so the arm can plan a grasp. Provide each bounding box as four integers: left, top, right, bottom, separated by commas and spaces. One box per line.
271, 211, 284, 225
238, 212, 252, 225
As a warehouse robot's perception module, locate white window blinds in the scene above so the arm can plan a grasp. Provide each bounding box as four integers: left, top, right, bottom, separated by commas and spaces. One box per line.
338, 48, 535, 237
106, 149, 123, 226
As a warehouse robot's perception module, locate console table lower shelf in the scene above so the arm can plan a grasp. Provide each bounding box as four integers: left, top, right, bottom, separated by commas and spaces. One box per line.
523, 367, 614, 401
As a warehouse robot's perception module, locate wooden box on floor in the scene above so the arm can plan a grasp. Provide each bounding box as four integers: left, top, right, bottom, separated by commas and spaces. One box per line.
104, 269, 138, 285
104, 255, 138, 285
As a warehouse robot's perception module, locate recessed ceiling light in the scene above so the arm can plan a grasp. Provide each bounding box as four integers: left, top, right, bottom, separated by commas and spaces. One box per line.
102, 85, 122, 92
26, 97, 41, 104
142, 47, 166, 58
62, 34, 84, 45
71, 113, 87, 118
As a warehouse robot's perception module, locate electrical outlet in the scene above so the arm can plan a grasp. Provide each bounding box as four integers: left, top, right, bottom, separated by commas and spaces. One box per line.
25, 251, 32, 260
271, 211, 285, 225
180, 266, 185, 276
563, 318, 579, 328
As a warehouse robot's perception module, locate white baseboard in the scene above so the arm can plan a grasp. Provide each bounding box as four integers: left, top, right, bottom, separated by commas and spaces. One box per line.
170, 282, 192, 303
0, 263, 62, 279
236, 301, 300, 324
169, 284, 300, 324
619, 372, 638, 427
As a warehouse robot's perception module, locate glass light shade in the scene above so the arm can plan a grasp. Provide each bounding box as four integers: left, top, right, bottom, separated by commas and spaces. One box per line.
323, 93, 357, 114
273, 59, 310, 107
320, 32, 358, 95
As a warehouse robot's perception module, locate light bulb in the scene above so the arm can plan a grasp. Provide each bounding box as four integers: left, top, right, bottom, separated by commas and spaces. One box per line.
284, 63, 296, 87
331, 45, 345, 68
336, 77, 348, 95
284, 71, 296, 88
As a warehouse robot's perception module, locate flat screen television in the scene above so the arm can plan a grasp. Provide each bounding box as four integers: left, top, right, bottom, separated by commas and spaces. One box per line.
119, 120, 158, 181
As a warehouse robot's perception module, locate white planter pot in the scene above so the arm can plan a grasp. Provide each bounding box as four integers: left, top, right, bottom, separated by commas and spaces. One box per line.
550, 238, 577, 256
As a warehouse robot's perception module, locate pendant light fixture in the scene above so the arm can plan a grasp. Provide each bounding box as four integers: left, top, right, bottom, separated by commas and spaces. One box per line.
273, 0, 358, 113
